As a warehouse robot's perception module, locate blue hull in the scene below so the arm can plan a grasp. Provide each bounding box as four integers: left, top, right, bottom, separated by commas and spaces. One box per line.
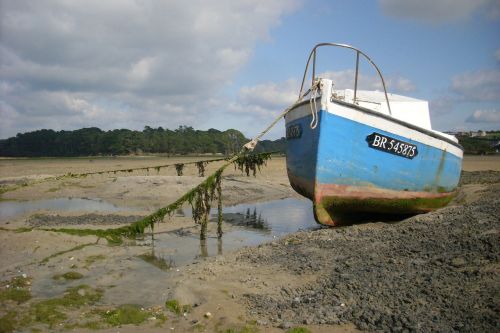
285, 106, 463, 225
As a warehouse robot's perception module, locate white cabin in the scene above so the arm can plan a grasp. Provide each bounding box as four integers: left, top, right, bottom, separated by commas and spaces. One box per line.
331, 88, 459, 143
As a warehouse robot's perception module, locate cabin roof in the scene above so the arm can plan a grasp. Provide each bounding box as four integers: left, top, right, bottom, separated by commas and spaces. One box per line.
336, 89, 425, 104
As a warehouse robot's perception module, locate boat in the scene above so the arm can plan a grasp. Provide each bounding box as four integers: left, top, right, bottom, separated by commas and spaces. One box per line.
284, 43, 463, 225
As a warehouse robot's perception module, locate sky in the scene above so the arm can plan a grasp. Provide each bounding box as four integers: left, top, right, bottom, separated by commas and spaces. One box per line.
1, 0, 499, 140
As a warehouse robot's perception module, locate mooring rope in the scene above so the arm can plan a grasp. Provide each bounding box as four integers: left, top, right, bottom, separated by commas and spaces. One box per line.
243, 86, 314, 151
36, 151, 273, 243
309, 80, 321, 129
0, 156, 229, 195
2, 89, 314, 242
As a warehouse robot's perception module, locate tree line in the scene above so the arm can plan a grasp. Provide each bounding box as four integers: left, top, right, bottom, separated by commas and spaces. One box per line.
0, 126, 286, 157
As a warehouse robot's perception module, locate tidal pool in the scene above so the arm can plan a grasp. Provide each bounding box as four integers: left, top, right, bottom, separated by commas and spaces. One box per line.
149, 197, 319, 267
0, 197, 128, 222
29, 197, 319, 303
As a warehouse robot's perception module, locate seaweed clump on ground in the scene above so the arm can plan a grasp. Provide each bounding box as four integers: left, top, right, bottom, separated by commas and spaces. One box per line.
234, 152, 272, 176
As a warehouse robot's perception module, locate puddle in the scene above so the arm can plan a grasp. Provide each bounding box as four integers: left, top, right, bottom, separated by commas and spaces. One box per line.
149, 198, 319, 267
0, 198, 128, 222
29, 197, 319, 303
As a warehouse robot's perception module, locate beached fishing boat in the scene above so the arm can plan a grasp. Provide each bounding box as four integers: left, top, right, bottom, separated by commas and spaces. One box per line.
285, 43, 463, 225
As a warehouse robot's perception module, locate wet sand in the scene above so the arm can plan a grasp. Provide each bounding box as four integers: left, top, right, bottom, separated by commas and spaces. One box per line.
0, 155, 498, 332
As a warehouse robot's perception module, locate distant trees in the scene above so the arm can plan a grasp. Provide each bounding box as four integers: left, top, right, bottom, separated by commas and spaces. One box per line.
457, 135, 497, 155
0, 126, 284, 157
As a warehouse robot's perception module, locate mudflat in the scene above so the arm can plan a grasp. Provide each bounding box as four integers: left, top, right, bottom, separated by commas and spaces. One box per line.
0, 155, 498, 332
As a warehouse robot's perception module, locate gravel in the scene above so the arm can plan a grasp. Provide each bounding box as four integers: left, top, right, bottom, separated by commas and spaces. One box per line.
459, 170, 500, 185
240, 171, 500, 332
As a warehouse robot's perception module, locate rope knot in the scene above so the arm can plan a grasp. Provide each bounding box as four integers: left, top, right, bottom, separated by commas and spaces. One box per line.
243, 139, 257, 151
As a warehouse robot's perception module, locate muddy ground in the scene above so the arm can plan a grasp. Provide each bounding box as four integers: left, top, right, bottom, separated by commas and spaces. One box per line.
0, 155, 499, 332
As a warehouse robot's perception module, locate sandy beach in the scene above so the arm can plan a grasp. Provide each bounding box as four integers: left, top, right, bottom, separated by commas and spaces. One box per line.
0, 155, 498, 332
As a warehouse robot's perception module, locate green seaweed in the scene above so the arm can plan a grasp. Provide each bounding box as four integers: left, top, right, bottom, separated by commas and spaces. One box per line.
165, 299, 191, 315
40, 243, 94, 264
234, 152, 272, 176
100, 304, 152, 326
53, 271, 83, 280
0, 276, 32, 304
29, 285, 103, 328
0, 288, 32, 304
286, 328, 312, 333
84, 254, 106, 267
14, 227, 35, 233
216, 171, 223, 238
0, 312, 17, 333
319, 193, 455, 215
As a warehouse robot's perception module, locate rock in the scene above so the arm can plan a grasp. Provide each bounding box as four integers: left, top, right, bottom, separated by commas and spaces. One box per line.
451, 257, 467, 267
256, 319, 268, 326
278, 322, 292, 329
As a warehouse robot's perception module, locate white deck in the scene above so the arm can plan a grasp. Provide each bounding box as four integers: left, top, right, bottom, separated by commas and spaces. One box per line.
330, 87, 458, 144
333, 89, 432, 130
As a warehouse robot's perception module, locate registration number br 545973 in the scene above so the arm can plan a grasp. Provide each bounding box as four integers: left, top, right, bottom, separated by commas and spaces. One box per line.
366, 132, 418, 159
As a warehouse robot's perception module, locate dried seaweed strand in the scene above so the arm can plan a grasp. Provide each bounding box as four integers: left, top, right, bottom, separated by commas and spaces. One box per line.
175, 164, 184, 176
195, 161, 208, 177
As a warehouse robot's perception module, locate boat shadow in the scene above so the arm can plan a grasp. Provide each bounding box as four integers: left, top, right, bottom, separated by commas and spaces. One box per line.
329, 212, 417, 227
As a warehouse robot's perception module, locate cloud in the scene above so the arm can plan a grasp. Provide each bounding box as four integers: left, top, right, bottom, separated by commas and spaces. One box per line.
486, 0, 500, 19
238, 79, 299, 110
430, 67, 500, 120
379, 0, 496, 23
466, 109, 500, 123
227, 79, 298, 121
228, 71, 416, 119
429, 96, 455, 116
0, 0, 301, 138
451, 69, 500, 101
320, 70, 415, 93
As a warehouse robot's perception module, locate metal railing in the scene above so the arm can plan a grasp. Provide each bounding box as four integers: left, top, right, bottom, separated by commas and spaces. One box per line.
298, 43, 392, 115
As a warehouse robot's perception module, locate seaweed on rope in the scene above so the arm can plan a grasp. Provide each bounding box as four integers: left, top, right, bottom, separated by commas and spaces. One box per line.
36, 151, 276, 242
195, 161, 208, 177
175, 163, 184, 176
233, 152, 272, 176
0, 156, 230, 195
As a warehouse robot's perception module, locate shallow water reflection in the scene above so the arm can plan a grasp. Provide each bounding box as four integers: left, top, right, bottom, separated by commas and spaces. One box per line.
28, 198, 317, 301
149, 198, 318, 266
